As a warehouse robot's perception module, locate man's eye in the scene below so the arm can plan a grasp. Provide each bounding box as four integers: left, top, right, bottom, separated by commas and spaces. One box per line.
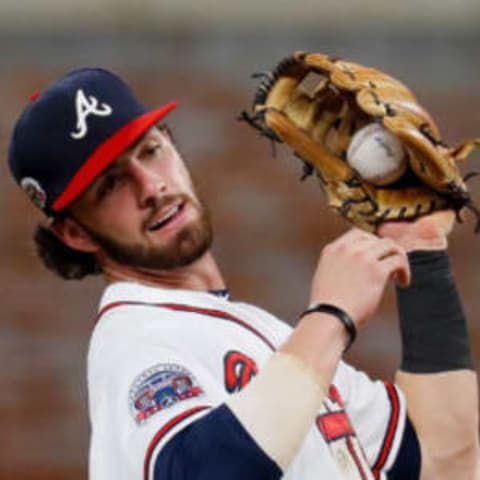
145, 144, 161, 157
98, 176, 117, 199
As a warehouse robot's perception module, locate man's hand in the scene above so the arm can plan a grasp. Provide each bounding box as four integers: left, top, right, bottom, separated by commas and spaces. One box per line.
309, 228, 410, 329
377, 210, 455, 252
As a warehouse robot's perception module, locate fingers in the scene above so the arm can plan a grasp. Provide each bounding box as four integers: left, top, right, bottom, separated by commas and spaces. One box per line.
365, 236, 410, 287
338, 229, 405, 259
336, 228, 411, 287
361, 237, 411, 288
312, 228, 411, 329
367, 237, 404, 261
380, 250, 411, 288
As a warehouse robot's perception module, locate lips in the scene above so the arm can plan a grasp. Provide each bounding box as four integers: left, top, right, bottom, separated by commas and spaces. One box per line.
147, 200, 185, 232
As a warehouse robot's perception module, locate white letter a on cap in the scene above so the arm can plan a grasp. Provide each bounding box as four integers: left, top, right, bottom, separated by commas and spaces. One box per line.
70, 89, 113, 140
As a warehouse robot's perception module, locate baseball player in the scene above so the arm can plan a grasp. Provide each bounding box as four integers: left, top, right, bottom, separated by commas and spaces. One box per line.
8, 68, 479, 479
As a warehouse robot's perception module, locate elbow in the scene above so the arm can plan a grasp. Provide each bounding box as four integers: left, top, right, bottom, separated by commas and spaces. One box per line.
419, 375, 480, 479
421, 432, 479, 479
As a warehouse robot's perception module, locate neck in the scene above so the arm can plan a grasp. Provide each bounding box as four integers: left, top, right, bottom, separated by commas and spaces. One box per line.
101, 251, 226, 292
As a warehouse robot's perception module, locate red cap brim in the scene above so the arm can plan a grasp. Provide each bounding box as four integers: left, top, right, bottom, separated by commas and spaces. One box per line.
52, 101, 177, 212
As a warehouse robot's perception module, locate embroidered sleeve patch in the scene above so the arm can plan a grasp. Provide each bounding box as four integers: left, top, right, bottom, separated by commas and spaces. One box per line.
129, 364, 203, 424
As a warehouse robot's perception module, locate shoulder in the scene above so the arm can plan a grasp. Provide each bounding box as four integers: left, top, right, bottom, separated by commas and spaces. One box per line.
93, 283, 293, 353
229, 300, 293, 342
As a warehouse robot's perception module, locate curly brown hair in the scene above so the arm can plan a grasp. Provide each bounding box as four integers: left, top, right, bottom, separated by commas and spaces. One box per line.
33, 221, 102, 280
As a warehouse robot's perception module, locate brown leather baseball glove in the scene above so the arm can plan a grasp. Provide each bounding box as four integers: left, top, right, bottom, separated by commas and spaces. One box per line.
241, 51, 480, 232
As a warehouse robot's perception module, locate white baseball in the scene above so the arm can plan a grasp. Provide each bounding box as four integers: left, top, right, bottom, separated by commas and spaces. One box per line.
346, 123, 407, 186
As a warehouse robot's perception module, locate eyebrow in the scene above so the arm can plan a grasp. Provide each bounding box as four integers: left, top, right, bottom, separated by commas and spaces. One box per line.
130, 131, 149, 151
93, 129, 162, 185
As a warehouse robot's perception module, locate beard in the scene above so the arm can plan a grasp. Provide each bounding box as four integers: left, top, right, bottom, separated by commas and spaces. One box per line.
84, 193, 214, 271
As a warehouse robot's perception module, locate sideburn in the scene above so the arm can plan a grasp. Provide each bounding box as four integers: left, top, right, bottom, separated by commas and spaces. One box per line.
80, 194, 214, 271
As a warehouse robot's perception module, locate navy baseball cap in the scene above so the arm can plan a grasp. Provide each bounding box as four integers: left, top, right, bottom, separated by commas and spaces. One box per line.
8, 68, 177, 216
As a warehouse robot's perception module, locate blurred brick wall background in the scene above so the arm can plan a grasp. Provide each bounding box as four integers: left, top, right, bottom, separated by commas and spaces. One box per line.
2, 21, 480, 480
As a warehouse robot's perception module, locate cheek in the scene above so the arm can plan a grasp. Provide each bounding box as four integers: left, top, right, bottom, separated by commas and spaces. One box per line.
167, 162, 197, 197
162, 144, 197, 196
83, 194, 141, 236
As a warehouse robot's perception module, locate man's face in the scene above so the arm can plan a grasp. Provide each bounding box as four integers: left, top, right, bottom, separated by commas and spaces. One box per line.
69, 126, 213, 271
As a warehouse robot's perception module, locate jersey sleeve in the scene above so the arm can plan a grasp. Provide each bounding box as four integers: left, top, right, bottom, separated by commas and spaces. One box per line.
333, 361, 418, 477
87, 306, 228, 480
152, 403, 282, 480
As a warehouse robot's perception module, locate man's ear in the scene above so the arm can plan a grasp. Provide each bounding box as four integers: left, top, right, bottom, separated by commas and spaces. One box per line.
49, 216, 99, 254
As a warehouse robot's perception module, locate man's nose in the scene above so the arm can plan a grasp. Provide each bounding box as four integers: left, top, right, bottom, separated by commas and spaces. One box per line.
129, 161, 167, 207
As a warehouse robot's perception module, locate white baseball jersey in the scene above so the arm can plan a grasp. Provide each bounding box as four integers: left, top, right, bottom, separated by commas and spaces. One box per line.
87, 282, 408, 480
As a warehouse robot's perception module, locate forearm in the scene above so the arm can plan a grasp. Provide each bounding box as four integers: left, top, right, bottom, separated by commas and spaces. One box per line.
395, 250, 479, 479
396, 370, 478, 479
228, 312, 346, 470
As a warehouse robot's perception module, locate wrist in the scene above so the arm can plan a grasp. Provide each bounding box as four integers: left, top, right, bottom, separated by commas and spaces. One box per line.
300, 311, 350, 352
385, 232, 448, 253
402, 237, 447, 253
300, 303, 357, 352
396, 250, 473, 373
377, 210, 454, 252
406, 249, 450, 285
280, 311, 347, 383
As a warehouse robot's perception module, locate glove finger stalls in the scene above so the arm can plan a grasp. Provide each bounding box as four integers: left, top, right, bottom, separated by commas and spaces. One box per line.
331, 66, 412, 96
300, 52, 335, 72
389, 123, 467, 194
450, 138, 480, 162
300, 51, 408, 94
257, 76, 302, 112
380, 100, 440, 138
357, 91, 437, 133
264, 109, 353, 181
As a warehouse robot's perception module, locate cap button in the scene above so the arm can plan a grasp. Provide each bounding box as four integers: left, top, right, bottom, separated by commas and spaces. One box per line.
29, 91, 41, 102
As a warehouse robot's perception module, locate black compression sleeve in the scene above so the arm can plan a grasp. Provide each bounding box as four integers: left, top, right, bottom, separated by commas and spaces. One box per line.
396, 250, 473, 373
